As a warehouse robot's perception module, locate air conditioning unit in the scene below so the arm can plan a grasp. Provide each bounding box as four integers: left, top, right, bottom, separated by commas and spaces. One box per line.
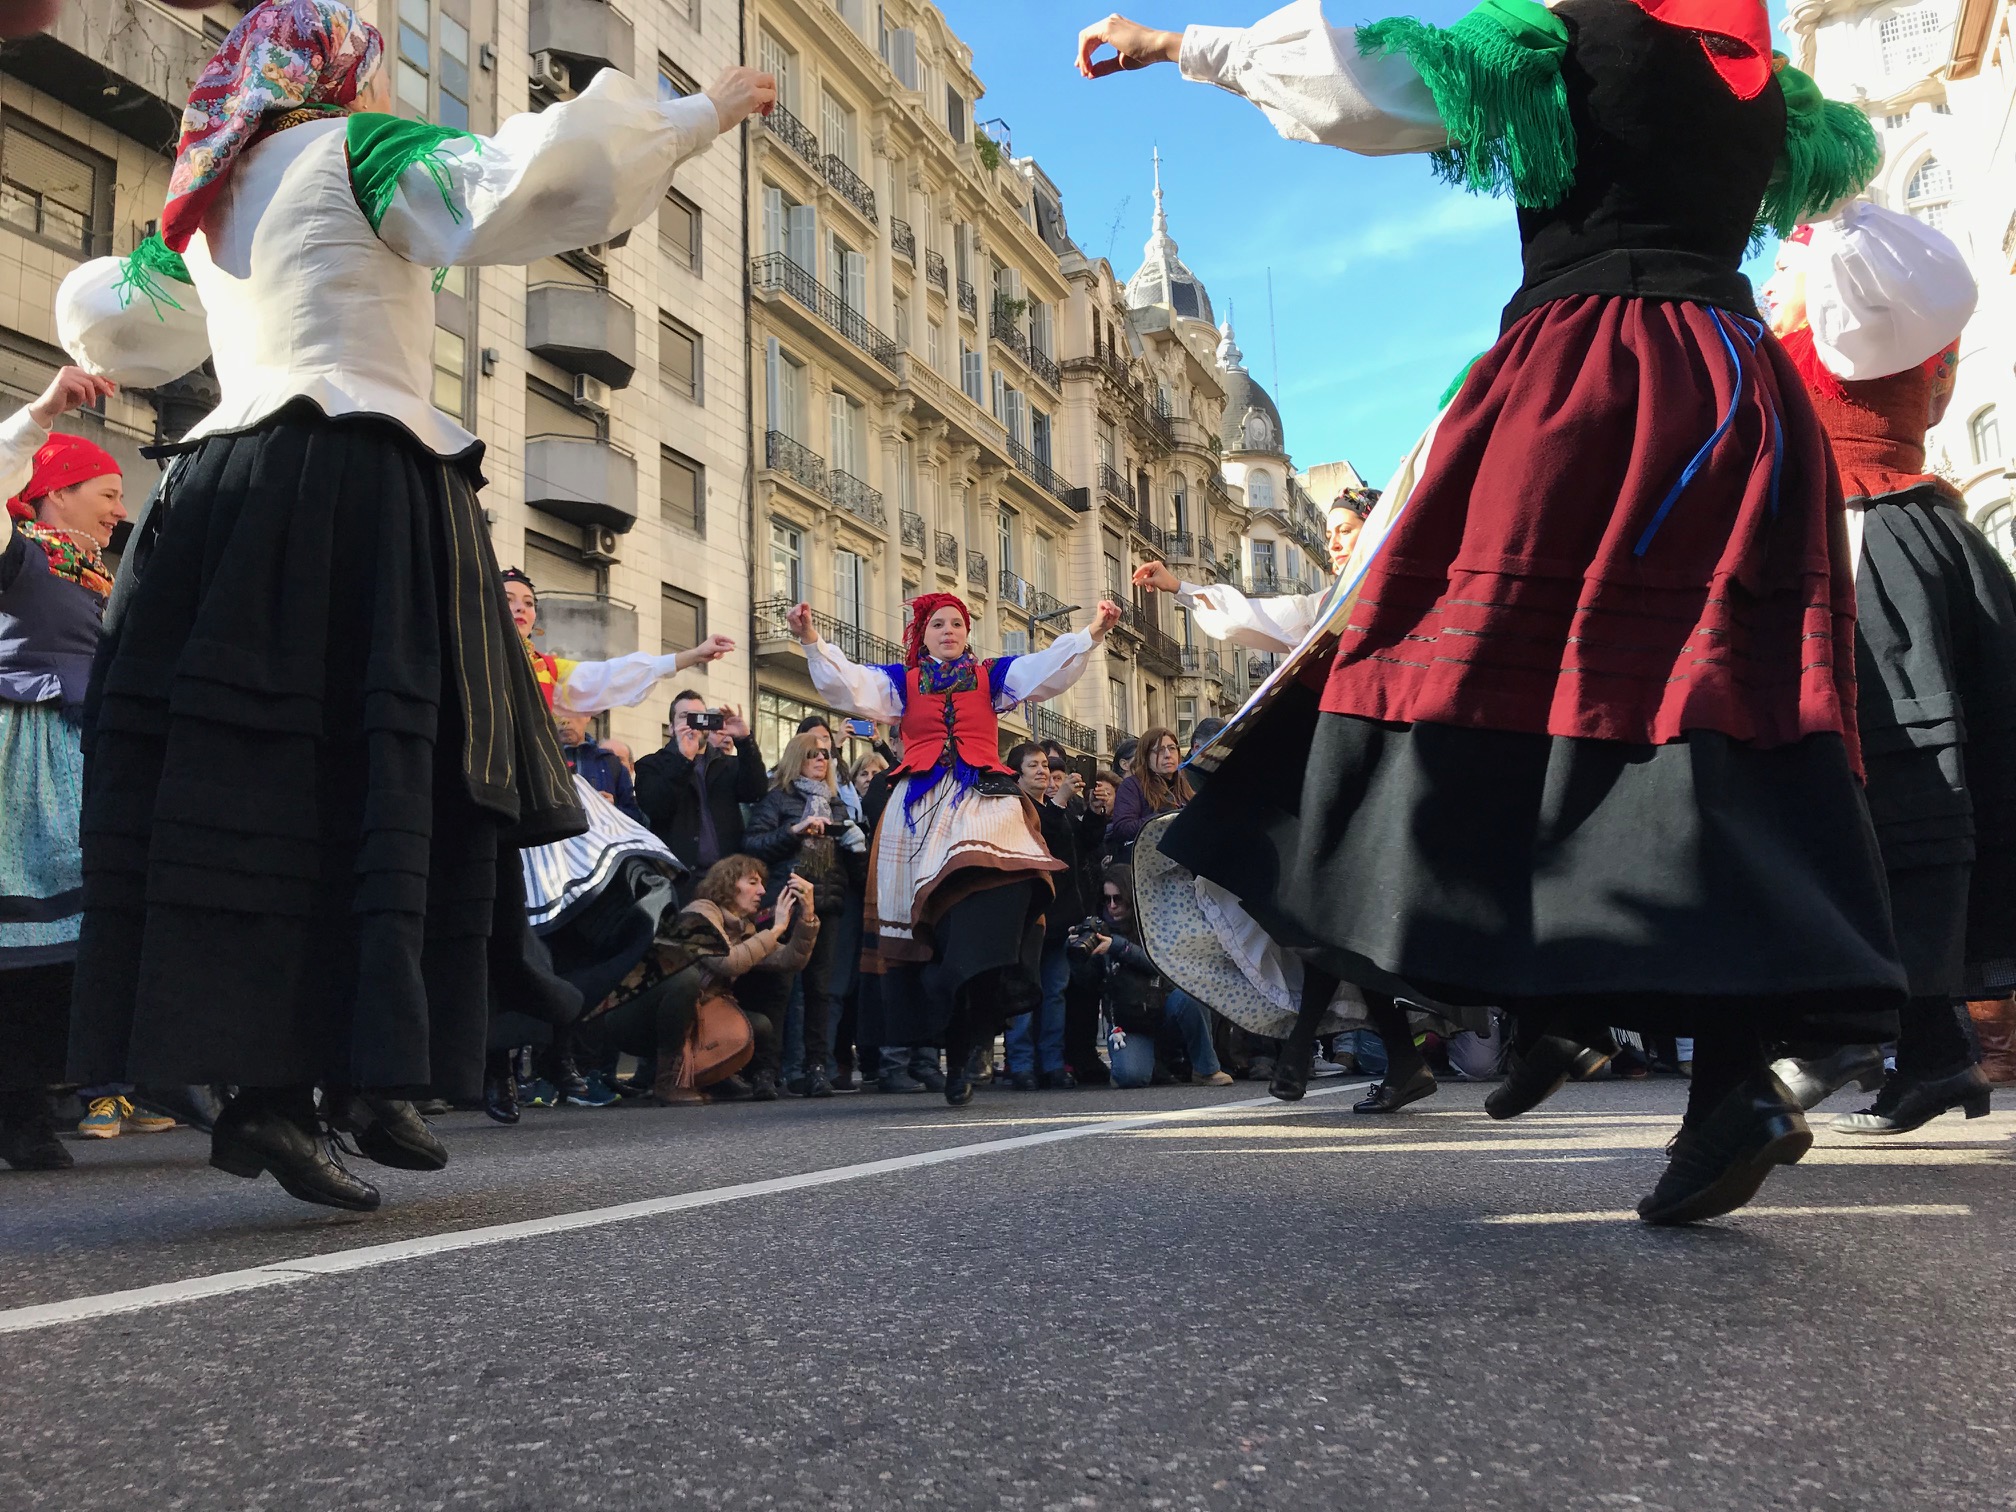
583, 525, 621, 565
531, 50, 571, 93
572, 373, 612, 413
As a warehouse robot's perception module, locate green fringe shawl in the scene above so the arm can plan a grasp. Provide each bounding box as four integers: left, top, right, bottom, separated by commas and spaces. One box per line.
1758, 63, 1881, 239
346, 112, 481, 231
1357, 0, 1576, 211
113, 232, 193, 321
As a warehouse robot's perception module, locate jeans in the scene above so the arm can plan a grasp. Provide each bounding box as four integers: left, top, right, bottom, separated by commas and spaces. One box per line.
1005, 941, 1071, 1075
1108, 989, 1223, 1088
1334, 1028, 1389, 1078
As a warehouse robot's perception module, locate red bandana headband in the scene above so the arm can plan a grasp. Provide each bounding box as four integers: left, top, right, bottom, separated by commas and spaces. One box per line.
903, 592, 974, 668
1624, 0, 1774, 99
6, 432, 121, 521
162, 0, 383, 252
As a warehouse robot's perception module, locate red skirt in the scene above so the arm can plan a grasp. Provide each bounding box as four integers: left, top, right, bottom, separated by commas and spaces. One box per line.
1323, 296, 1861, 769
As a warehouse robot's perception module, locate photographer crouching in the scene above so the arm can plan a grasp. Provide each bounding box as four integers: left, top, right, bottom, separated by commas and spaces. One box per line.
1076, 866, 1233, 1089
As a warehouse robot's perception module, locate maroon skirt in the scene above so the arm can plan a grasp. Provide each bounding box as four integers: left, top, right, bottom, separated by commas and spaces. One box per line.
1323, 296, 1860, 767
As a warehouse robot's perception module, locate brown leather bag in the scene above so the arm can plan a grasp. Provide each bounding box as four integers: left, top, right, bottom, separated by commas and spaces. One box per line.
1967, 996, 2016, 1085
680, 992, 754, 1089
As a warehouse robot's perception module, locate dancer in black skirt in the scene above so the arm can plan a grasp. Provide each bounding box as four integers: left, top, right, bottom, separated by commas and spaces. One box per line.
53, 0, 774, 1210
1760, 202, 2014, 1133
1079, 0, 1904, 1223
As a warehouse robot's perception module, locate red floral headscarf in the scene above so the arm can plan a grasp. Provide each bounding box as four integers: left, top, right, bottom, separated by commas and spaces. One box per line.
6, 432, 120, 521
161, 0, 384, 252
903, 592, 974, 668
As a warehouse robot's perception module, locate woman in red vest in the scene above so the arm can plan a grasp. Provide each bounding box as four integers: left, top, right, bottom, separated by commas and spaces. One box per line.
788, 592, 1120, 1104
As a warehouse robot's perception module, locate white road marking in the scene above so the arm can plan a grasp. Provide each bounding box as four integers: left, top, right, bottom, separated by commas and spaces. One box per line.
0, 1082, 1369, 1338
1474, 1203, 1973, 1225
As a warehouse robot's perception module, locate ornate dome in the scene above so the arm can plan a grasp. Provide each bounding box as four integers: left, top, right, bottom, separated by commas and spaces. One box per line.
1124, 151, 1215, 326
1215, 317, 1284, 456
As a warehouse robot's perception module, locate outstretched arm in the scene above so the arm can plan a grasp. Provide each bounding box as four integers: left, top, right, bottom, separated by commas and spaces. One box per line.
999, 600, 1123, 707
56, 240, 211, 389
787, 602, 906, 721
550, 634, 733, 715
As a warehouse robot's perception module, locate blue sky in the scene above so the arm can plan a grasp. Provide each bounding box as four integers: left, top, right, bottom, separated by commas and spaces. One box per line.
940, 0, 1788, 483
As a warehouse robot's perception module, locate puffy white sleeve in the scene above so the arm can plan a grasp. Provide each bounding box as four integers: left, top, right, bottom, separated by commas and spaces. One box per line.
1805, 200, 1979, 381
371, 70, 723, 268
550, 652, 690, 716
802, 638, 906, 722
1000, 629, 1097, 709
1175, 581, 1328, 654
55, 256, 212, 389
1179, 0, 1448, 155
0, 406, 50, 555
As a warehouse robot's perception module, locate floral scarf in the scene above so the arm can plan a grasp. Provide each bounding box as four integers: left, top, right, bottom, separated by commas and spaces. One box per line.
162, 0, 384, 252
19, 524, 112, 601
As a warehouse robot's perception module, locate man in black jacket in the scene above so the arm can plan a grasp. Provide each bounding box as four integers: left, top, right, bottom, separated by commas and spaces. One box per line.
633, 690, 767, 894
1004, 742, 1083, 1090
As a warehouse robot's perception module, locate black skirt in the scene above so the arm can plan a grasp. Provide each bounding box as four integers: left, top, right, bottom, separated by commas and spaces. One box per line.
860, 879, 1045, 1048
1855, 486, 2016, 996
67, 403, 584, 1096
1160, 681, 1906, 1041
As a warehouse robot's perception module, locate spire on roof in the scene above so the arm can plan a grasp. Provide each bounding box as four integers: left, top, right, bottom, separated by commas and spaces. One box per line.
1216, 313, 1246, 373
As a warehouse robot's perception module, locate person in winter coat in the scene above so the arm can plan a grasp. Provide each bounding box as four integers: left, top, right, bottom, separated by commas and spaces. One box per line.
737, 731, 868, 1097
556, 710, 645, 824
633, 689, 768, 886
1004, 742, 1085, 1089
1108, 726, 1192, 853
1087, 866, 1233, 1089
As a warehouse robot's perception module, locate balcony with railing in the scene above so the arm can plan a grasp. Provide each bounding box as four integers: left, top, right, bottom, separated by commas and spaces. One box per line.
1031, 705, 1098, 753
1005, 436, 1072, 504
750, 253, 901, 373
1179, 646, 1224, 678
965, 549, 989, 590
758, 103, 820, 169
1106, 725, 1133, 757
829, 469, 886, 528
764, 429, 828, 499
1098, 463, 1132, 513
891, 218, 916, 264
1138, 621, 1181, 675
823, 154, 878, 223
926, 250, 948, 291
900, 510, 925, 551
957, 280, 978, 319
991, 303, 1029, 362
1133, 517, 1169, 555
1165, 531, 1212, 563
1145, 398, 1177, 451
754, 597, 903, 666
934, 530, 959, 569
1206, 476, 1234, 513
1027, 346, 1060, 390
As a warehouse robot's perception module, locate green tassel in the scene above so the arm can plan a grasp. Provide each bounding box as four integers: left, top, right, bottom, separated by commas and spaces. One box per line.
1756, 66, 1881, 238
346, 113, 482, 231
1437, 352, 1484, 410
1358, 0, 1577, 210
111, 232, 193, 321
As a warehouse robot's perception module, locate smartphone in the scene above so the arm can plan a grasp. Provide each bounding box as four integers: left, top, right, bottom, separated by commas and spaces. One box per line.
689, 710, 726, 731
844, 718, 877, 740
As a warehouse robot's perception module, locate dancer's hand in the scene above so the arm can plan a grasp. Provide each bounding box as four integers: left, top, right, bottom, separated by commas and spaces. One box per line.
28, 366, 115, 429
1087, 600, 1124, 642
1075, 15, 1182, 78
1131, 561, 1178, 594
786, 603, 816, 645
677, 632, 736, 670
705, 66, 777, 130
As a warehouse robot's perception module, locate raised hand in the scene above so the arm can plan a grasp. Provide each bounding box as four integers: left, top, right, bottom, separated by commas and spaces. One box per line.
786, 602, 816, 645
28, 366, 115, 429
705, 66, 777, 129
1131, 561, 1179, 594
679, 633, 735, 669
1087, 599, 1125, 642
1075, 15, 1183, 79
723, 704, 750, 739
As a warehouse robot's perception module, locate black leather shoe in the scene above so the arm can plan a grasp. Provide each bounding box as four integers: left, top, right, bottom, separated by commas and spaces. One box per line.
803, 1067, 835, 1099
1833, 1063, 1992, 1134
944, 1065, 975, 1106
1038, 1068, 1078, 1090
748, 1070, 782, 1102
484, 1071, 520, 1125
1769, 1046, 1886, 1110
1486, 1034, 1614, 1120
1008, 1071, 1038, 1091
331, 1094, 448, 1171
1353, 1064, 1439, 1114
0, 1095, 72, 1171
1637, 1071, 1810, 1225
1269, 1056, 1312, 1102
912, 1062, 947, 1093
211, 1102, 381, 1212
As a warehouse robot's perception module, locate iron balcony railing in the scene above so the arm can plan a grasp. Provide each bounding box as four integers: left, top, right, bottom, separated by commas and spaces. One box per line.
991, 305, 1029, 362
1134, 516, 1169, 555
829, 468, 886, 528
934, 530, 959, 568
1032, 705, 1098, 753
822, 154, 878, 224
1145, 398, 1177, 450
1000, 567, 1032, 608
926, 250, 948, 291
1098, 462, 1129, 504
957, 280, 978, 319
900, 510, 925, 550
755, 596, 902, 665
1165, 530, 1207, 561
1027, 347, 1060, 390
759, 104, 820, 169
1179, 646, 1223, 675
750, 254, 901, 372
1006, 436, 1072, 503
765, 429, 828, 499
1138, 623, 1181, 674
965, 549, 988, 589
1106, 725, 1132, 756
891, 218, 916, 264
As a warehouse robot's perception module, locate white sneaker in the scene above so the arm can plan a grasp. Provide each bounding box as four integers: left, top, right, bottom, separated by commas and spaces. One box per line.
1310, 1056, 1348, 1079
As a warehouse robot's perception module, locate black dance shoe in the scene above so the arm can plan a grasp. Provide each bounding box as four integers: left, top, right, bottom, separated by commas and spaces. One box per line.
1636, 1072, 1810, 1226
1353, 1064, 1439, 1115
1485, 1033, 1615, 1120
1269, 1056, 1311, 1103
1832, 1063, 1992, 1135
0, 1094, 72, 1171
484, 1070, 520, 1125
329, 1094, 448, 1172
1768, 1046, 1887, 1111
211, 1101, 381, 1212
1038, 1068, 1078, 1091
943, 1064, 976, 1107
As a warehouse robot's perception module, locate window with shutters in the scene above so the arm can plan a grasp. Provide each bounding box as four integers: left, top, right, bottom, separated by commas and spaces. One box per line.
659, 312, 701, 403
834, 548, 868, 627
759, 31, 798, 114
771, 521, 805, 602
1030, 301, 1054, 360
660, 446, 704, 535
1109, 677, 1129, 729
997, 506, 1017, 575
960, 342, 984, 405
1034, 532, 1055, 598
1004, 388, 1028, 447
894, 291, 911, 349
821, 89, 858, 169
1031, 408, 1051, 466
661, 188, 701, 270
1879, 3, 1943, 74
829, 390, 866, 478
945, 85, 966, 143
1252, 539, 1276, 582
927, 320, 944, 374
764, 340, 807, 440
660, 585, 706, 656
897, 437, 916, 514
526, 378, 598, 439
991, 370, 1007, 423
432, 328, 467, 421
1248, 470, 1275, 511
830, 231, 866, 313
0, 116, 112, 256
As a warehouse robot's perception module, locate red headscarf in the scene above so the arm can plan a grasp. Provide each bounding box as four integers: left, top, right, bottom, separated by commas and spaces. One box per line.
6, 432, 120, 521
1625, 0, 1774, 98
903, 592, 974, 668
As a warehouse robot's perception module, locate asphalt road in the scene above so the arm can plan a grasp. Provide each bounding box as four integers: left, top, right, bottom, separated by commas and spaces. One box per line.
4, 1074, 2014, 1511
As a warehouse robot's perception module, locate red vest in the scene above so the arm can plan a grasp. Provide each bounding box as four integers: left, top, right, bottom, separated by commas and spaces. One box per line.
890, 661, 1010, 777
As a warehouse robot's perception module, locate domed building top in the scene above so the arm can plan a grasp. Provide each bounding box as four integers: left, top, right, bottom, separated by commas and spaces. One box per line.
1216, 315, 1285, 457
1124, 150, 1215, 327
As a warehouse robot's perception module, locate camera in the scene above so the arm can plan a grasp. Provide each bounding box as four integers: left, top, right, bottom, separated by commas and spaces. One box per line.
1065, 916, 1107, 957
688, 710, 726, 731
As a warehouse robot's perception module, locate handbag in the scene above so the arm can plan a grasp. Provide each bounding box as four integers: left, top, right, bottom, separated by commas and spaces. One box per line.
681, 991, 755, 1088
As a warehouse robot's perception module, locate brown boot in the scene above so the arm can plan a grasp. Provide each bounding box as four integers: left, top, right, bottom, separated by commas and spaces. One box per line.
651, 1065, 708, 1105
1967, 997, 2016, 1085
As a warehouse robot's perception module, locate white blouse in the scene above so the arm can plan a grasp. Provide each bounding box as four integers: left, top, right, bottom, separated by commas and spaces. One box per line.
1179, 0, 1448, 156
0, 407, 50, 557
802, 629, 1100, 724
57, 70, 720, 457
1174, 580, 1330, 655
548, 651, 696, 717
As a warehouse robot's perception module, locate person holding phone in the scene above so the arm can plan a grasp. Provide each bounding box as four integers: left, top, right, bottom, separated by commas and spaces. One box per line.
635, 691, 769, 890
